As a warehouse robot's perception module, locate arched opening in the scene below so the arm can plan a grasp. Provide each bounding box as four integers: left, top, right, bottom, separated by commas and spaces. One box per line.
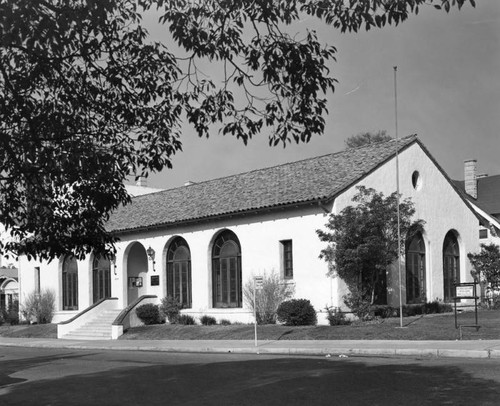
212, 230, 242, 308
443, 231, 460, 302
126, 242, 148, 305
406, 232, 426, 303
92, 255, 111, 303
166, 237, 192, 308
62, 256, 78, 310
0, 278, 19, 312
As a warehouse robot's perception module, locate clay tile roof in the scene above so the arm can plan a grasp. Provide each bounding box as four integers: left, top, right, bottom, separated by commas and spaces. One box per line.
106, 135, 418, 233
0, 267, 18, 279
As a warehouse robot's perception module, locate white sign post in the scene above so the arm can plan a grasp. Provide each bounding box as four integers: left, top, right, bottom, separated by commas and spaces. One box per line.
254, 276, 263, 347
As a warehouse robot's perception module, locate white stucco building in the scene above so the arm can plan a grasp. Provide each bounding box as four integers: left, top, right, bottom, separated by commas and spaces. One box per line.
0, 227, 19, 317
17, 136, 486, 338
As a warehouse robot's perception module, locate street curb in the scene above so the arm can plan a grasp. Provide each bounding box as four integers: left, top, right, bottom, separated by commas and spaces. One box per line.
438, 349, 490, 358
0, 341, 495, 359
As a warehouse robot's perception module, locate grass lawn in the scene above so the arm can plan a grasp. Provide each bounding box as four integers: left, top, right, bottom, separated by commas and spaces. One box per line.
119, 310, 500, 341
0, 323, 57, 339
1, 309, 499, 341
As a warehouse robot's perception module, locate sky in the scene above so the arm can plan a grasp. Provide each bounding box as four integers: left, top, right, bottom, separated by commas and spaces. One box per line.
141, 1, 499, 190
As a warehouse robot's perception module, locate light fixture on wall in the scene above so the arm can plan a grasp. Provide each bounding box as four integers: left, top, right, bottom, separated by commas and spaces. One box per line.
109, 253, 117, 275
146, 246, 156, 272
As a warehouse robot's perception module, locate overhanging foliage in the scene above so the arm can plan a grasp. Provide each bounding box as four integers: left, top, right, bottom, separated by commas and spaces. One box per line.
0, 0, 473, 260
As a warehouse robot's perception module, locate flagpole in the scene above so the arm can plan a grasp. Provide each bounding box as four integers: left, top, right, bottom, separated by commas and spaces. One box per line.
394, 66, 403, 329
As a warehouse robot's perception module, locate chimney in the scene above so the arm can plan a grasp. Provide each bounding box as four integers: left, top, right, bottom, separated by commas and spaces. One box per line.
136, 177, 147, 187
464, 159, 477, 199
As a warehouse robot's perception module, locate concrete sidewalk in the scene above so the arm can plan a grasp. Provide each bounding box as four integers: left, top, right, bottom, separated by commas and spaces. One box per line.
2, 337, 500, 359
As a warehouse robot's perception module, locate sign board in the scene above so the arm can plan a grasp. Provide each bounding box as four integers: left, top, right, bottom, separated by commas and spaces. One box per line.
456, 285, 474, 298
453, 280, 480, 333
128, 277, 142, 288
151, 275, 160, 286
254, 276, 263, 290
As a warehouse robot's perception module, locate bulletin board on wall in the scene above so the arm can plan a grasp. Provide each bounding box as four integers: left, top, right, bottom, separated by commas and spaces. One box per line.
128, 277, 143, 288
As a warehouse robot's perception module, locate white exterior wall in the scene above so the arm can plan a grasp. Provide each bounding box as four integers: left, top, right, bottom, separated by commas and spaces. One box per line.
18, 255, 96, 323
19, 206, 335, 324
334, 143, 480, 306
112, 206, 334, 323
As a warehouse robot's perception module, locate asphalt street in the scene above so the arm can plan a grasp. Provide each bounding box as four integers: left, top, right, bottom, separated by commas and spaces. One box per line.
1, 346, 500, 405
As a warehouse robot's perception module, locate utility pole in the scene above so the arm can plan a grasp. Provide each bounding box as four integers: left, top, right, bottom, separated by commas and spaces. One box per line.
394, 66, 403, 329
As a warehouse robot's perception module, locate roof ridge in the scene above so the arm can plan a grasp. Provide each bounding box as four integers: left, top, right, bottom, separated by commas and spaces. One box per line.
453, 173, 500, 183
478, 173, 500, 180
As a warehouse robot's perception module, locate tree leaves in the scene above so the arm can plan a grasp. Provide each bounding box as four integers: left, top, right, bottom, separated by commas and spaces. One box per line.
1, 0, 182, 260
0, 0, 474, 260
301, 0, 474, 32
468, 243, 500, 288
345, 130, 392, 149
317, 186, 425, 303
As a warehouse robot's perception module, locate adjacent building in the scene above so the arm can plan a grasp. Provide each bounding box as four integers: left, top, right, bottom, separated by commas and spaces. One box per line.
0, 265, 18, 315
454, 161, 500, 246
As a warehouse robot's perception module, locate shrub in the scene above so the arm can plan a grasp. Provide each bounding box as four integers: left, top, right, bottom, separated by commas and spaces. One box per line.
343, 288, 372, 320
219, 319, 231, 326
7, 300, 19, 325
178, 314, 196, 325
243, 270, 295, 324
491, 296, 500, 310
22, 289, 55, 324
200, 315, 217, 326
325, 307, 351, 326
423, 300, 452, 314
136, 303, 161, 325
370, 305, 395, 319
277, 299, 317, 326
401, 304, 423, 317
1, 300, 19, 325
392, 301, 453, 317
159, 296, 183, 324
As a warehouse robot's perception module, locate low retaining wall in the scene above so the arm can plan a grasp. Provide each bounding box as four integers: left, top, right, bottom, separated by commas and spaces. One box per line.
111, 295, 157, 339
57, 298, 119, 338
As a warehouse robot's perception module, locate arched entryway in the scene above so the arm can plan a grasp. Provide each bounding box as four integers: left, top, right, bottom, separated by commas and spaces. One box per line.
166, 237, 192, 308
406, 232, 426, 303
126, 242, 148, 305
212, 230, 242, 308
92, 256, 111, 303
443, 231, 460, 302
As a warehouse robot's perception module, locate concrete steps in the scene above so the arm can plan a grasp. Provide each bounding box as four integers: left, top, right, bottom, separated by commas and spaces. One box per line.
61, 309, 121, 340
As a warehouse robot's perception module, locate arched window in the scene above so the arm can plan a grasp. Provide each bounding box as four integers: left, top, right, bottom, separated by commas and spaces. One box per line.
167, 237, 192, 308
443, 231, 460, 302
406, 232, 426, 303
62, 256, 78, 310
92, 256, 111, 304
212, 230, 242, 308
